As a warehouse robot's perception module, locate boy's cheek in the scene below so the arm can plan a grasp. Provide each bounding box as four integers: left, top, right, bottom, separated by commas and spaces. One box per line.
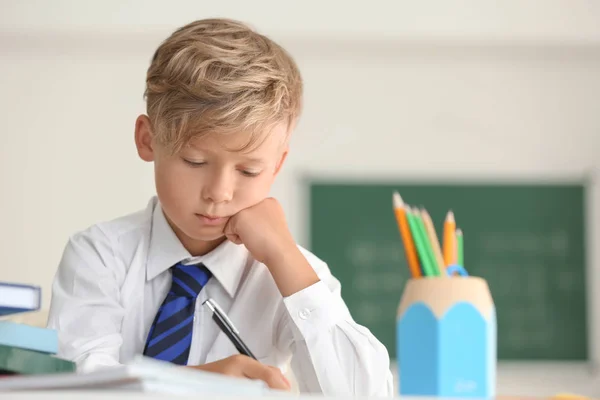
234, 186, 268, 210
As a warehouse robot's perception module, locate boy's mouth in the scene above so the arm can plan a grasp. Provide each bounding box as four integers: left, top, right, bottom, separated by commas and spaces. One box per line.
195, 213, 227, 226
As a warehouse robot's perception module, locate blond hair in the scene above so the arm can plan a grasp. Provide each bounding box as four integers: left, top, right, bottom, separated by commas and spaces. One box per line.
144, 18, 303, 153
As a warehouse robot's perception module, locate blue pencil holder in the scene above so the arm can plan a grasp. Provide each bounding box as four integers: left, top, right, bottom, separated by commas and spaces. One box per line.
396, 277, 497, 398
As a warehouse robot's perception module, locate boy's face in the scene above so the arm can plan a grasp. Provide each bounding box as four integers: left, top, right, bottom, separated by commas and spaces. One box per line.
135, 115, 289, 255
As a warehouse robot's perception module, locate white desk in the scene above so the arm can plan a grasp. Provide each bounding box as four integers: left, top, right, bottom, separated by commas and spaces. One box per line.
0, 393, 577, 400
1, 361, 598, 399
388, 361, 599, 398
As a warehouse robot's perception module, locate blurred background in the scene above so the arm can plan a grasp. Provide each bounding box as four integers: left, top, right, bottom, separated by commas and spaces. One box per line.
1, 0, 599, 396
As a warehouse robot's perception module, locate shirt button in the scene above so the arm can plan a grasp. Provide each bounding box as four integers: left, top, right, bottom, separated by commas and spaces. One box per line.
298, 308, 311, 320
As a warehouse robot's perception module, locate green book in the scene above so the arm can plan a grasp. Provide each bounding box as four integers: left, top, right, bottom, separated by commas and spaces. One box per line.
0, 344, 75, 375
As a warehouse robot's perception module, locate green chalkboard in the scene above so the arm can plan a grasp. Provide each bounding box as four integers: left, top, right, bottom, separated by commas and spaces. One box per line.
309, 181, 587, 361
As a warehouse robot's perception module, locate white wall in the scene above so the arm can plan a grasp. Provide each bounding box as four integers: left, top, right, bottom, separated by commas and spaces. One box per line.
3, 0, 600, 42
1, 0, 600, 396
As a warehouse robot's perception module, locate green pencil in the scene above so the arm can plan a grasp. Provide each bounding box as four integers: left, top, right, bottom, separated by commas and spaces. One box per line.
414, 208, 441, 277
456, 228, 464, 267
406, 207, 436, 277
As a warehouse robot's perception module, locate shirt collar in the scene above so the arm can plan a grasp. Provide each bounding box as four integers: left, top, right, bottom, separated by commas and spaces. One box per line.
146, 199, 249, 298
180, 240, 249, 298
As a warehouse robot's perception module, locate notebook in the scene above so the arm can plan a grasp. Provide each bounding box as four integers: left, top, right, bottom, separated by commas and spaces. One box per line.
0, 321, 58, 354
0, 344, 75, 375
0, 355, 286, 396
0, 282, 41, 316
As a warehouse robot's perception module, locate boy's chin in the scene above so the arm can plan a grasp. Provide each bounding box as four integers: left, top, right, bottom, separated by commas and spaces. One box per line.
187, 228, 227, 243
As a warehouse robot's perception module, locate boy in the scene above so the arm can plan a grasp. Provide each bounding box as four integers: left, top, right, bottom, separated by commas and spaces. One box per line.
47, 18, 393, 396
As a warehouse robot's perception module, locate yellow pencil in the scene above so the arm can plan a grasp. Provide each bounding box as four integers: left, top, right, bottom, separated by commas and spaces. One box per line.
442, 210, 457, 267
420, 208, 445, 273
393, 192, 422, 278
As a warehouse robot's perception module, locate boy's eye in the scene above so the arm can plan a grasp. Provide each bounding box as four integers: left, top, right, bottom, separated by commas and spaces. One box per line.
183, 159, 206, 167
240, 170, 261, 177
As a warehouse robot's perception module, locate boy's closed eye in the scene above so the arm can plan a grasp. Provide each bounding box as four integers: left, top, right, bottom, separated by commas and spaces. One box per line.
182, 158, 206, 167
239, 169, 262, 177
182, 158, 262, 177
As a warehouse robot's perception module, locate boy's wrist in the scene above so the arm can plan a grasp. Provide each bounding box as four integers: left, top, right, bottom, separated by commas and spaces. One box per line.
265, 243, 320, 297
264, 237, 297, 267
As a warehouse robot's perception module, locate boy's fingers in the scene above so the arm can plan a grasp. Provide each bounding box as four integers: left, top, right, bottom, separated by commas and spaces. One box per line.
223, 219, 242, 244
188, 356, 290, 391
269, 366, 291, 388
242, 360, 290, 391
225, 233, 243, 245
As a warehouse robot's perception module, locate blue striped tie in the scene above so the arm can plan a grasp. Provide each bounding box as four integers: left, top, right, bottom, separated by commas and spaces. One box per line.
143, 262, 211, 365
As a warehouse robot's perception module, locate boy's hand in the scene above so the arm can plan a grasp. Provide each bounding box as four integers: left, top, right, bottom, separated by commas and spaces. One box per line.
224, 198, 292, 265
188, 354, 291, 391
224, 198, 319, 296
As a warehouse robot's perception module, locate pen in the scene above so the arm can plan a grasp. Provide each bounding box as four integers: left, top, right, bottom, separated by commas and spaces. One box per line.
202, 298, 257, 360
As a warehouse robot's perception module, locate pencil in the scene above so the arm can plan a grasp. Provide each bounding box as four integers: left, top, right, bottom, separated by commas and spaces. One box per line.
392, 192, 422, 278
406, 207, 436, 277
456, 228, 464, 266
442, 211, 457, 267
420, 208, 445, 273
414, 208, 440, 276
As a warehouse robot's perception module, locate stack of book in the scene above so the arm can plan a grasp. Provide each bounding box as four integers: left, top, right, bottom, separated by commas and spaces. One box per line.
0, 355, 274, 395
0, 281, 75, 375
0, 282, 279, 395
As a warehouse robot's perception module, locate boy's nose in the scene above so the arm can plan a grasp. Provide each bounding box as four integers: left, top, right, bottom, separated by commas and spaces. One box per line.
202, 174, 233, 204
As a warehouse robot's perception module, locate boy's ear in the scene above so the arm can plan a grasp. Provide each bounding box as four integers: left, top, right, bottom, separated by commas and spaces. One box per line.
273, 120, 295, 177
135, 115, 155, 162
274, 146, 289, 177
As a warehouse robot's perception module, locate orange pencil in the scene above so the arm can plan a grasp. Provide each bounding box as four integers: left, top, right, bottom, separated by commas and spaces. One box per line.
393, 192, 421, 278
442, 210, 457, 267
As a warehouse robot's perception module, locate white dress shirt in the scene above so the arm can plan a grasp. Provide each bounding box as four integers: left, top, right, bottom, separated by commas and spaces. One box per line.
46, 197, 393, 396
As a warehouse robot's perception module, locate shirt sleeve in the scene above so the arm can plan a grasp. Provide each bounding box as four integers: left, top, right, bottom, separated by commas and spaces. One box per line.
46, 227, 125, 373
275, 248, 394, 397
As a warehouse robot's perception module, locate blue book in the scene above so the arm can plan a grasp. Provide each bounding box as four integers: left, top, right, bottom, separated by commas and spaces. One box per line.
0, 282, 41, 316
0, 321, 58, 354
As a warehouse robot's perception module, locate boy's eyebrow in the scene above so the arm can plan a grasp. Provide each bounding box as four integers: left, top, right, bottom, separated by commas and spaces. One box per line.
184, 142, 267, 164
239, 156, 266, 164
